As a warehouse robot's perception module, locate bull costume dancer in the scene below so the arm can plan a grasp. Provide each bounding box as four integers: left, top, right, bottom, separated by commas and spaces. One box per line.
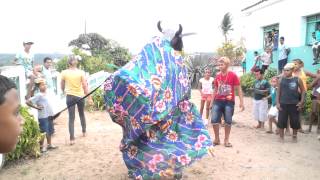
103, 22, 214, 179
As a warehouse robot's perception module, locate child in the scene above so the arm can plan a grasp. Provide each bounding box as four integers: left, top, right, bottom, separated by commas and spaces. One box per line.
308, 69, 320, 133
0, 75, 23, 153
241, 55, 246, 74
27, 79, 57, 152
265, 77, 278, 134
253, 68, 270, 129
199, 68, 214, 125
251, 51, 261, 72
276, 63, 305, 142
260, 48, 272, 72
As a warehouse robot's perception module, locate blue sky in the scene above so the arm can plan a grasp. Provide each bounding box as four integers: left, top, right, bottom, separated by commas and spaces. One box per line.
0, 0, 251, 54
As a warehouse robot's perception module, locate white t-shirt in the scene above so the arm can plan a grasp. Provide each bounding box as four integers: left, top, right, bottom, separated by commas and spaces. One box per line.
260, 52, 271, 65
15, 51, 34, 72
199, 77, 214, 94
278, 44, 288, 60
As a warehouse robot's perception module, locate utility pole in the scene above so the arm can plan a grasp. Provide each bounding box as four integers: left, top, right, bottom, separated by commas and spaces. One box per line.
84, 19, 87, 35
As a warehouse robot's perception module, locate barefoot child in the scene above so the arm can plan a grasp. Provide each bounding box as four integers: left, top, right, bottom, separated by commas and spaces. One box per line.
276, 63, 305, 142
266, 77, 278, 133
27, 79, 57, 152
199, 68, 214, 125
253, 68, 270, 129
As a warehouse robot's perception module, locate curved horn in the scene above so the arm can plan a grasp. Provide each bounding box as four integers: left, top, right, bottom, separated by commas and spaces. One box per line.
181, 32, 197, 37
157, 21, 163, 32
176, 24, 183, 36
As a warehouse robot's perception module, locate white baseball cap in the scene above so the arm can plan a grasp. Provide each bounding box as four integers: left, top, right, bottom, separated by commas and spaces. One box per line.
23, 40, 34, 45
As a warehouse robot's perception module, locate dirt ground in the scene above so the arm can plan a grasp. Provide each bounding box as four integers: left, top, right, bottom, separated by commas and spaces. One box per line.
0, 90, 320, 180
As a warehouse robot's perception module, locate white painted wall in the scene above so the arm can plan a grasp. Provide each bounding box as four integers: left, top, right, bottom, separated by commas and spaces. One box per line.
0, 66, 27, 105
241, 0, 320, 49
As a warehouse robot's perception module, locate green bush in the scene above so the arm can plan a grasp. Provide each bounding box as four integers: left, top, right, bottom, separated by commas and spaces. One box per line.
6, 106, 42, 161
55, 56, 68, 72
87, 88, 105, 111
240, 72, 255, 96
240, 68, 278, 96
264, 67, 277, 81
306, 77, 313, 90
304, 90, 312, 115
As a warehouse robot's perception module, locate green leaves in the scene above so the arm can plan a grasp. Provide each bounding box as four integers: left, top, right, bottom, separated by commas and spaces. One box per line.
56, 33, 131, 74
6, 106, 42, 162
263, 68, 277, 81
221, 12, 233, 43
240, 73, 255, 96
87, 88, 105, 112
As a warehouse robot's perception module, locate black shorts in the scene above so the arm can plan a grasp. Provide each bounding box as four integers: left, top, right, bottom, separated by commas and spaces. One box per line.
277, 104, 301, 129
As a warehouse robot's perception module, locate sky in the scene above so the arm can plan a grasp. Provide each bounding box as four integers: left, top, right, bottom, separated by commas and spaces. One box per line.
0, 0, 253, 54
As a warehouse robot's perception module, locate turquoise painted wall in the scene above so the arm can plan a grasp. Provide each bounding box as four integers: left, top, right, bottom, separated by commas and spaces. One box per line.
246, 46, 320, 73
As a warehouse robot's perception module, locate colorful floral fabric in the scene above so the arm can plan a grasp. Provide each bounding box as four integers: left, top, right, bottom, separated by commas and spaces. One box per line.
104, 36, 213, 179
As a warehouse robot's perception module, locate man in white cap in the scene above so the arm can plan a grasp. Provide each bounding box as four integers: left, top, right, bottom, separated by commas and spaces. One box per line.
13, 41, 35, 99
276, 63, 305, 142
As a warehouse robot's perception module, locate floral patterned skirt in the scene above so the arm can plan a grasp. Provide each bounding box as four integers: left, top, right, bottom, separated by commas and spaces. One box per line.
104, 36, 213, 179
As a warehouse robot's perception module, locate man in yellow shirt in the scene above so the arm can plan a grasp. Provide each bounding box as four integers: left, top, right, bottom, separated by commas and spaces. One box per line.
61, 55, 92, 145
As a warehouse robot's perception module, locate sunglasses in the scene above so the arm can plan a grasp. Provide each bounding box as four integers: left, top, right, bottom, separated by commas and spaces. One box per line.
283, 69, 292, 71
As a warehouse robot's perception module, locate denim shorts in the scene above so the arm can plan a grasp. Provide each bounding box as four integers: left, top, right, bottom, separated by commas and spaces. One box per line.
38, 118, 54, 135
211, 100, 235, 125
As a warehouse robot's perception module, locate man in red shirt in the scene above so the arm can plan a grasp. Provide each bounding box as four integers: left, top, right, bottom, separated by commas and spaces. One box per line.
210, 57, 245, 147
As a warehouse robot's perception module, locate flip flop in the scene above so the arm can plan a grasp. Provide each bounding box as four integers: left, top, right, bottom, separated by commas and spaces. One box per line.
224, 142, 233, 148
213, 141, 220, 145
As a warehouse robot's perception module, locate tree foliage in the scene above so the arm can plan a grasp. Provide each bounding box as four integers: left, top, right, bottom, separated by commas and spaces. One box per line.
185, 54, 218, 88
56, 33, 131, 74
220, 12, 233, 43
69, 33, 111, 56
217, 42, 246, 65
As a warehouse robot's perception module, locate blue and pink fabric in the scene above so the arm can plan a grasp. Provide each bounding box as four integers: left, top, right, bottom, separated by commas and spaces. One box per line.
104, 36, 213, 179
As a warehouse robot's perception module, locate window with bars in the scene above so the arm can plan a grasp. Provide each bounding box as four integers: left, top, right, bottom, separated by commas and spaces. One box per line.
306, 13, 320, 45
263, 24, 279, 50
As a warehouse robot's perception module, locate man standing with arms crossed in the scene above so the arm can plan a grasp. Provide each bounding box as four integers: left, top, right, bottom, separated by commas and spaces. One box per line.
210, 57, 245, 147
61, 55, 92, 145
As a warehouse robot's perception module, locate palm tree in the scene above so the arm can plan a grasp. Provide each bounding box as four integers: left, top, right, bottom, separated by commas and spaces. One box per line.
220, 12, 233, 43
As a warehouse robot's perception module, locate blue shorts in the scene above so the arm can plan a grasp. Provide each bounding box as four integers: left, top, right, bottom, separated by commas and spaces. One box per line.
38, 118, 54, 135
211, 100, 235, 125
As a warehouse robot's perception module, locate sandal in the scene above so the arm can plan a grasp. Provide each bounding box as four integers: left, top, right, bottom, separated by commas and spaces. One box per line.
47, 144, 58, 150
224, 142, 233, 148
266, 130, 273, 134
213, 141, 220, 145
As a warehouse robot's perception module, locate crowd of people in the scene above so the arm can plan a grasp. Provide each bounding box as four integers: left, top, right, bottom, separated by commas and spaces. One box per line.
5, 41, 93, 153
199, 58, 320, 145
1, 27, 320, 179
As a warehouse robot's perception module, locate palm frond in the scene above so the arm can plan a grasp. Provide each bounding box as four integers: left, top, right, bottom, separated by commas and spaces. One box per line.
220, 12, 233, 37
